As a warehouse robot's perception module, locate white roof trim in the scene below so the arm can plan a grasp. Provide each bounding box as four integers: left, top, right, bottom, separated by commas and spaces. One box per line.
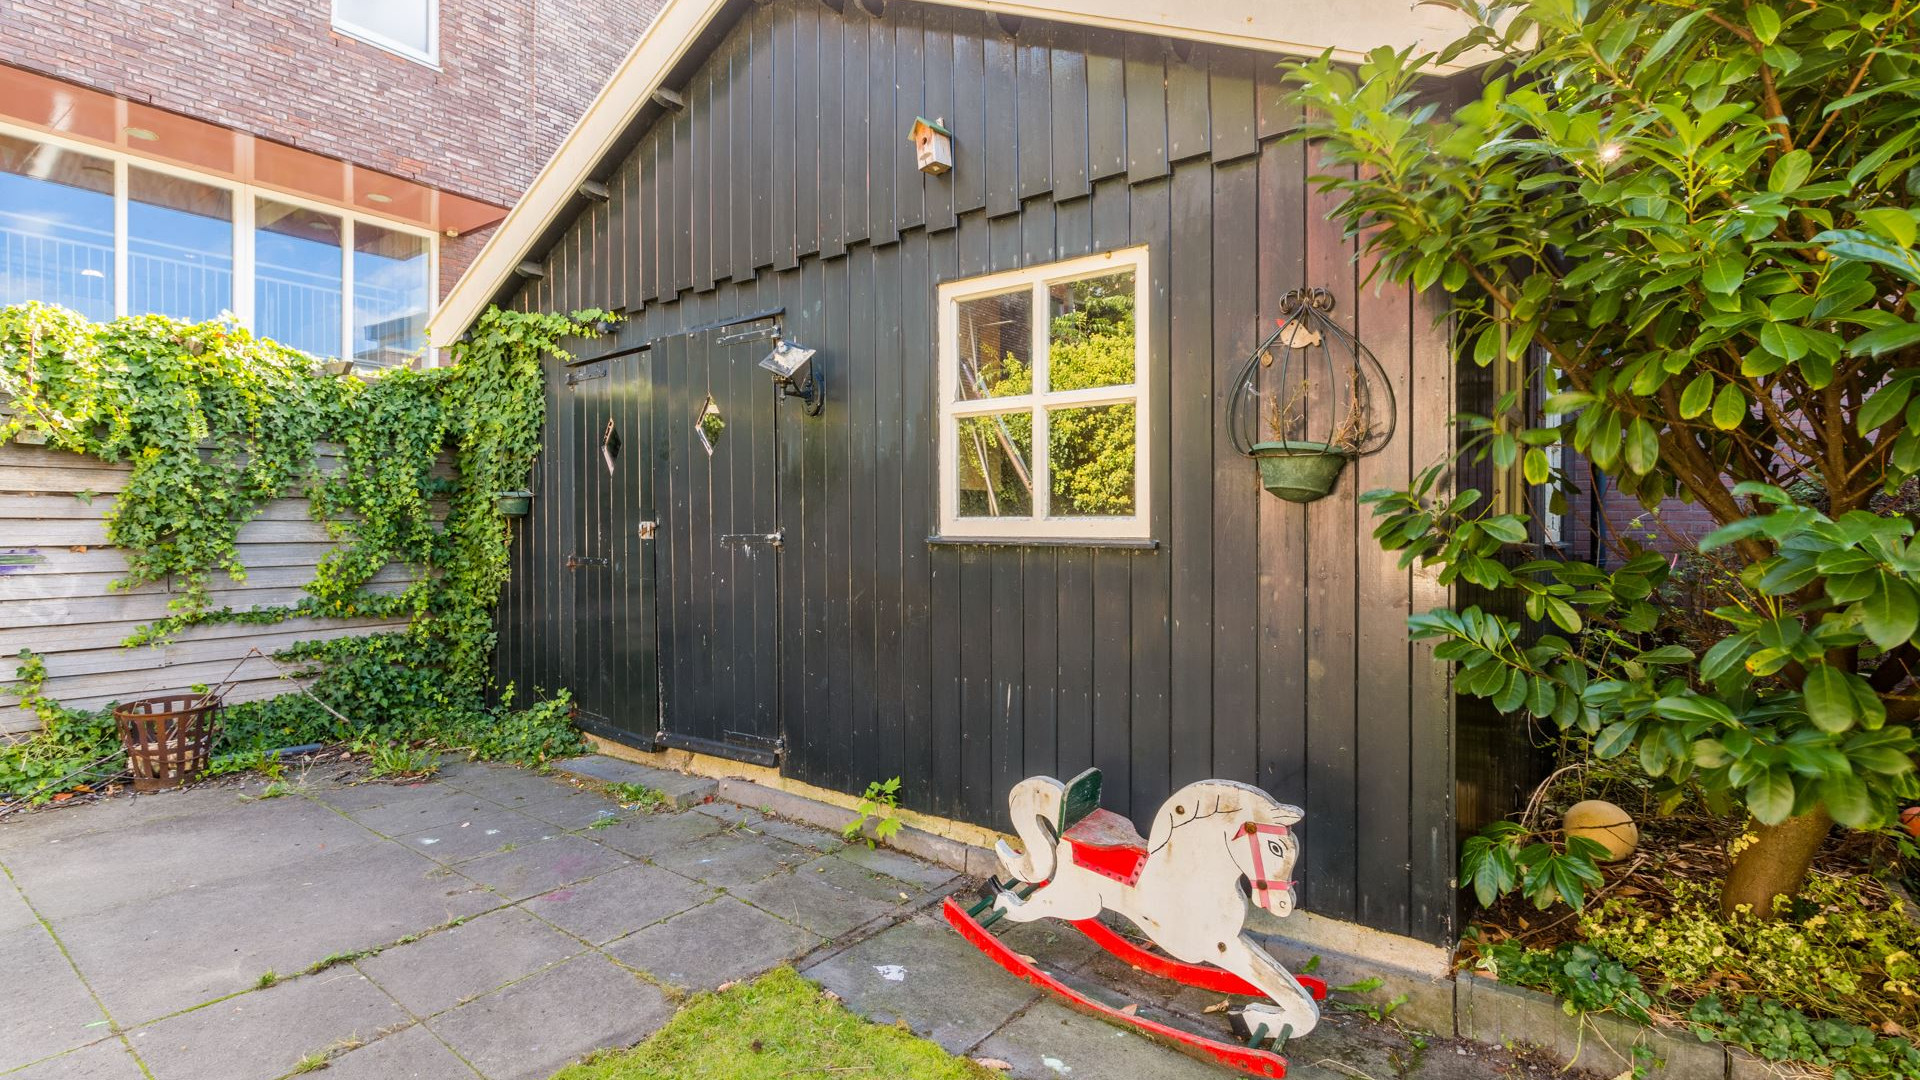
429, 0, 1483, 343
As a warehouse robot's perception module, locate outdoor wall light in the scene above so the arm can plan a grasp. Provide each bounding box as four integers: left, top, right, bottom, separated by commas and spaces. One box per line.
760, 337, 824, 416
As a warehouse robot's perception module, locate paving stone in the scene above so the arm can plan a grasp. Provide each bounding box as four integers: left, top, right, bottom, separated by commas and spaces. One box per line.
999, 917, 1104, 971
455, 834, 632, 901
742, 814, 847, 852
129, 969, 412, 1080
393, 810, 560, 865
553, 756, 719, 809
0, 873, 39, 935
829, 843, 959, 891
0, 924, 112, 1072
608, 895, 822, 991
349, 790, 506, 838
513, 791, 626, 831
0, 796, 380, 920
354, 907, 587, 1018
441, 767, 584, 809
973, 998, 1230, 1080
311, 779, 443, 814
731, 862, 905, 939
307, 1023, 481, 1080
646, 830, 812, 889
523, 863, 717, 945
801, 915, 1039, 1051
691, 800, 762, 826
3, 1037, 147, 1080
58, 841, 499, 1025
583, 807, 728, 859
800, 849, 940, 906
425, 954, 673, 1080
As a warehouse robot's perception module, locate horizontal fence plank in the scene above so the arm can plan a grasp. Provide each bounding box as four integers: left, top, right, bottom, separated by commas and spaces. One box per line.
0, 542, 344, 578
0, 580, 408, 628
0, 613, 411, 658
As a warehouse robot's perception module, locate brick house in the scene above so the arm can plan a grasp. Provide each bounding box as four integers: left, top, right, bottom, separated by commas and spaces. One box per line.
0, 0, 661, 366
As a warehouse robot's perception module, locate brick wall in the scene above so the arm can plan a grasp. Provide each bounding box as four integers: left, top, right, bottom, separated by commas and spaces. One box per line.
1557, 454, 1720, 566
1, 0, 662, 210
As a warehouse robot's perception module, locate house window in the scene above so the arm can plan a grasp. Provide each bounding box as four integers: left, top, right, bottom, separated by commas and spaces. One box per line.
332, 0, 439, 65
0, 124, 435, 367
936, 247, 1151, 542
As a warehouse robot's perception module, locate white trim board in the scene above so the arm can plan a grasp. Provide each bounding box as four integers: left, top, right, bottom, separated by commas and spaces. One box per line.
426, 0, 1491, 346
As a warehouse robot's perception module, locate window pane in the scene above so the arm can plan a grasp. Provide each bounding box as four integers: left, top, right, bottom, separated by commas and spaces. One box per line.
352, 222, 428, 367
335, 0, 433, 56
128, 167, 232, 323
1048, 403, 1136, 517
955, 411, 1033, 518
0, 134, 114, 321
1047, 271, 1135, 391
954, 289, 1031, 399
254, 199, 342, 358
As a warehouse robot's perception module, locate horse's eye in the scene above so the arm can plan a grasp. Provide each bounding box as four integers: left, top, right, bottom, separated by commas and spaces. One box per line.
1267, 840, 1283, 857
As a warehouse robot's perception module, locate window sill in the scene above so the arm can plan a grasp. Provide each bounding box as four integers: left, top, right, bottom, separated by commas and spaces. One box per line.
926, 535, 1159, 551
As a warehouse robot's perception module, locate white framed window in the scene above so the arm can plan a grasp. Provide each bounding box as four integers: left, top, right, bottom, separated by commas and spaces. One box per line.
332, 0, 439, 66
0, 122, 437, 368
936, 247, 1151, 542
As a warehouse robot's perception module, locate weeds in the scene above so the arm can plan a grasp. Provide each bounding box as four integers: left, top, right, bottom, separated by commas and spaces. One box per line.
608, 782, 671, 813
843, 778, 903, 849
257, 970, 279, 989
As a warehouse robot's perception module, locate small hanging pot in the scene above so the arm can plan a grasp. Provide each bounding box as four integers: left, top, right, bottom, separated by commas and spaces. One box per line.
1228, 288, 1397, 504
496, 490, 533, 516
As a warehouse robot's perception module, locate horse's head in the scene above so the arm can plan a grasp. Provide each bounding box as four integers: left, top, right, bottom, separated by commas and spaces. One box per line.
1147, 780, 1305, 917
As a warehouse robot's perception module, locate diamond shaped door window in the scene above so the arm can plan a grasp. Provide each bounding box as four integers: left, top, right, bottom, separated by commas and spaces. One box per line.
697, 395, 725, 456
602, 418, 621, 474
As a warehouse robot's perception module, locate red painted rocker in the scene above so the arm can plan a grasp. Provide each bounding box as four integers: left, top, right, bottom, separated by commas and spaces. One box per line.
943, 769, 1327, 1078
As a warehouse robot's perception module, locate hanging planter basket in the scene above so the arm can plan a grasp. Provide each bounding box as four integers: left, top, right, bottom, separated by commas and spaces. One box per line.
496, 491, 533, 516
1228, 288, 1397, 504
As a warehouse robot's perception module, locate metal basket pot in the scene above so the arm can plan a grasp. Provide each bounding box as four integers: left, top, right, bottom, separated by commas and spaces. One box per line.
113, 695, 217, 792
1249, 440, 1353, 503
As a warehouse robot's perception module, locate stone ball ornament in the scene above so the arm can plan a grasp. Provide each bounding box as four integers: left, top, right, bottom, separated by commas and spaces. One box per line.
1561, 799, 1639, 862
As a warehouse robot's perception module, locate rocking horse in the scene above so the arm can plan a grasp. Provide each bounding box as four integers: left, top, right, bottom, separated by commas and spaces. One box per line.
942, 769, 1328, 1078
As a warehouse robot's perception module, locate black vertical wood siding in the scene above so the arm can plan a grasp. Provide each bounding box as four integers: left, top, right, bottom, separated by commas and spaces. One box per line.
494, 0, 1459, 944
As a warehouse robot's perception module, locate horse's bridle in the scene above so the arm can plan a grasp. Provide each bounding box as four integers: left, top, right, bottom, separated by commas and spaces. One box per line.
1242, 822, 1296, 912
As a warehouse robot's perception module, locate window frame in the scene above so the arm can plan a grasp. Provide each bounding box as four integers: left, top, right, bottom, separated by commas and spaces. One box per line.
0, 119, 439, 368
935, 246, 1152, 543
331, 0, 441, 67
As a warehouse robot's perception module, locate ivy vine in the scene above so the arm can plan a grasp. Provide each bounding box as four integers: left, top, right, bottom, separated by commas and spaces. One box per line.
0, 302, 610, 797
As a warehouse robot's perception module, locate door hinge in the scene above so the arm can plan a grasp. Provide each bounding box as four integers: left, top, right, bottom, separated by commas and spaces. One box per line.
564, 555, 610, 570
719, 528, 784, 549
565, 368, 608, 386
638, 521, 657, 540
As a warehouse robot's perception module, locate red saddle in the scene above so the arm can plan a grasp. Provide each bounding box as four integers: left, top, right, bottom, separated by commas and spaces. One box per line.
1064, 807, 1149, 885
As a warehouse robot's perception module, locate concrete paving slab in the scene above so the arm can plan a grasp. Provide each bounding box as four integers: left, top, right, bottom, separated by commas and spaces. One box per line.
801, 915, 1040, 1052
646, 830, 812, 889
311, 779, 442, 814
58, 840, 499, 1025
307, 1022, 482, 1080
731, 863, 906, 939
393, 810, 560, 865
832, 842, 962, 890
801, 849, 942, 906
0, 872, 39, 935
743, 815, 848, 852
355, 907, 587, 1018
523, 864, 717, 946
455, 834, 632, 902
3, 1037, 147, 1080
510, 792, 625, 831
690, 801, 762, 826
438, 767, 583, 809
0, 924, 112, 1072
348, 789, 508, 838
552, 757, 719, 810
129, 968, 411, 1080
973, 998, 1232, 1080
424, 954, 673, 1080
0, 796, 380, 921
608, 896, 821, 991
583, 807, 728, 859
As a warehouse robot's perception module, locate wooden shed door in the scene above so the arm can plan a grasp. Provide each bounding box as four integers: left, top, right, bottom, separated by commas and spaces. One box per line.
653, 328, 782, 765
561, 349, 658, 748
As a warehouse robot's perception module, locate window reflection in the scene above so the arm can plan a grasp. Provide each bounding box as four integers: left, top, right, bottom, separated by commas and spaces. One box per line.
129, 167, 232, 323
254, 199, 343, 359
352, 222, 428, 367
0, 134, 114, 321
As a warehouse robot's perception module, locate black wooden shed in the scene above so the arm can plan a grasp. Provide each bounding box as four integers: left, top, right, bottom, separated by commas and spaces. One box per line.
432, 0, 1525, 947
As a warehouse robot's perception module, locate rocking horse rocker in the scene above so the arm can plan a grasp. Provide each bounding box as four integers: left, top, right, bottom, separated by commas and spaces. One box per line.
942, 769, 1328, 1078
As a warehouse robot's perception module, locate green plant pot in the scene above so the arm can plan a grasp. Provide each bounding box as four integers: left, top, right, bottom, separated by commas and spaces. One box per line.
496, 492, 533, 516
1250, 441, 1352, 503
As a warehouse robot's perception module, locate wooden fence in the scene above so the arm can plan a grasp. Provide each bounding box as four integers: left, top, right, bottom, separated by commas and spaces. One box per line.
0, 441, 421, 738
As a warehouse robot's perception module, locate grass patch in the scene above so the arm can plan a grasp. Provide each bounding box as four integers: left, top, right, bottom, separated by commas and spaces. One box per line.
550, 968, 994, 1080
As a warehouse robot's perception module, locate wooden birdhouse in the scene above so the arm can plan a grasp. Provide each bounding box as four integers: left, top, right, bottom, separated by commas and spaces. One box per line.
908, 116, 953, 175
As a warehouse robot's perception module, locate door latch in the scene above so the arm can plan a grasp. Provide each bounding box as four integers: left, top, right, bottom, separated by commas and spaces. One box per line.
719, 528, 784, 549
638, 521, 657, 540
564, 555, 610, 570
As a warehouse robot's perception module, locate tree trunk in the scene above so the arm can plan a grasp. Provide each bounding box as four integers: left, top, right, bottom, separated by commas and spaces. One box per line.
1720, 807, 1832, 919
